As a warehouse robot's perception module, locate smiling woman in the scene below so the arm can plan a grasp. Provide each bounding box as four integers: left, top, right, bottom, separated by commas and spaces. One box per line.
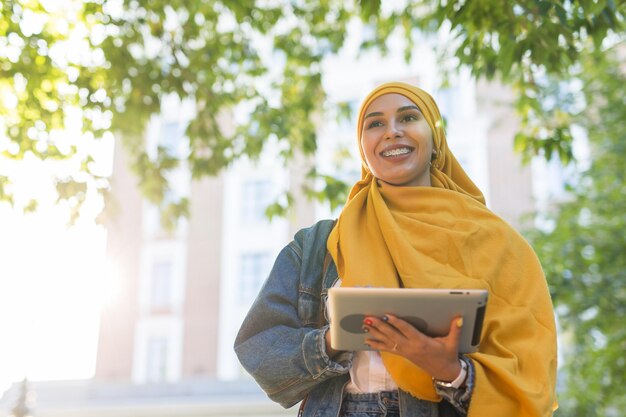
234, 82, 558, 417
360, 94, 435, 188
0, 206, 107, 393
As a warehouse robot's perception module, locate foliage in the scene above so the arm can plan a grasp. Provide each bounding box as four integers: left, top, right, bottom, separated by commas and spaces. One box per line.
0, 0, 624, 224
527, 45, 626, 416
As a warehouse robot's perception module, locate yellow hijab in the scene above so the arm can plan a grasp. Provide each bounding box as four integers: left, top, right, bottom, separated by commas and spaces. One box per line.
327, 82, 557, 416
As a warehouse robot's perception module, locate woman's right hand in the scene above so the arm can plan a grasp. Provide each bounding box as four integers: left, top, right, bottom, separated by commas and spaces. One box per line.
362, 314, 464, 382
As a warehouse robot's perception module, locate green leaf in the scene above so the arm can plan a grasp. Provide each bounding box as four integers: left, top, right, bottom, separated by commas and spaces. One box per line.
359, 0, 381, 21
265, 192, 294, 221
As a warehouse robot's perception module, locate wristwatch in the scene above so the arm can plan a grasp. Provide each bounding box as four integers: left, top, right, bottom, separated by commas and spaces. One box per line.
433, 358, 468, 389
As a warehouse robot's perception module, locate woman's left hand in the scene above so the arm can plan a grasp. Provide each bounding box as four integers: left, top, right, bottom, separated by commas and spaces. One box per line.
362, 314, 463, 382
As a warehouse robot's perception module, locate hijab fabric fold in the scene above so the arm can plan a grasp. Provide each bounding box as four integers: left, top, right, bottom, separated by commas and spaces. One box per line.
327, 82, 557, 416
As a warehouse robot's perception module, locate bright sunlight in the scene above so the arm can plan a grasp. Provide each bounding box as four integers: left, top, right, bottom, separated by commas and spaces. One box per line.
0, 204, 107, 393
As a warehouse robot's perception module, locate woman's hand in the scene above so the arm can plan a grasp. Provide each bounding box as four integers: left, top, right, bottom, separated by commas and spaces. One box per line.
325, 328, 340, 359
362, 314, 463, 381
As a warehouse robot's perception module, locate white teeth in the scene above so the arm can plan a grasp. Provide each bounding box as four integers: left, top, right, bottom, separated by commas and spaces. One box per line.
382, 148, 411, 157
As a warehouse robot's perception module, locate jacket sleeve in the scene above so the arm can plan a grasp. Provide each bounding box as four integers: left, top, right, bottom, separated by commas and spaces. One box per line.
233, 241, 352, 408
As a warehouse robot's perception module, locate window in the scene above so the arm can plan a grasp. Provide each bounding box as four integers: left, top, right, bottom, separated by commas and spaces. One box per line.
145, 337, 168, 382
150, 261, 172, 309
239, 253, 272, 305
241, 180, 273, 223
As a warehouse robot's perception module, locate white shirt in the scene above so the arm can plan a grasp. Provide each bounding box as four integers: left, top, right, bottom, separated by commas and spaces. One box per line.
345, 350, 399, 393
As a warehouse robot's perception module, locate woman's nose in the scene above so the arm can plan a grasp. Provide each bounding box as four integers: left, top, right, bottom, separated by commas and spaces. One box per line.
384, 122, 401, 139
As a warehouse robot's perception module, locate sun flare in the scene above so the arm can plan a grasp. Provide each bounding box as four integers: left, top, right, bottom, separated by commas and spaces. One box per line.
0, 205, 107, 392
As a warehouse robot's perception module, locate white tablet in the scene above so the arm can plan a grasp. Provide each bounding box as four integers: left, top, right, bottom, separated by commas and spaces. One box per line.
328, 287, 488, 353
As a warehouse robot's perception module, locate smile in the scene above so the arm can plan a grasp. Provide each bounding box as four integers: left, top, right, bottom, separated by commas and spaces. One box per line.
381, 147, 413, 157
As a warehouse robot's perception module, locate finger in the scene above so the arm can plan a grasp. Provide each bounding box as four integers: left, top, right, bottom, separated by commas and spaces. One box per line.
364, 316, 403, 339
362, 317, 402, 351
364, 337, 398, 353
383, 314, 428, 340
363, 337, 385, 349
444, 316, 463, 351
362, 321, 392, 343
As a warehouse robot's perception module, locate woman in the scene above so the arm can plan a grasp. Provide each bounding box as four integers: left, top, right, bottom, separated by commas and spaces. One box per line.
235, 82, 558, 417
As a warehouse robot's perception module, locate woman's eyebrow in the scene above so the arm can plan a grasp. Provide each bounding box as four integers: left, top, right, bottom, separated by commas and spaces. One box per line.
364, 105, 421, 120
397, 105, 421, 113
364, 111, 383, 120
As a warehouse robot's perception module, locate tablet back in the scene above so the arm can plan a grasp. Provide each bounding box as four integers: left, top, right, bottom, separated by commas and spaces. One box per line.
328, 288, 488, 353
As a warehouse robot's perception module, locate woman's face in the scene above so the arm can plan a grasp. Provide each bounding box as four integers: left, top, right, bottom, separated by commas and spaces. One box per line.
360, 93, 434, 187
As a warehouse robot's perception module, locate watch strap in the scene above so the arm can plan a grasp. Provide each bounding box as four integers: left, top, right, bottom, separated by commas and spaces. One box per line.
433, 357, 468, 389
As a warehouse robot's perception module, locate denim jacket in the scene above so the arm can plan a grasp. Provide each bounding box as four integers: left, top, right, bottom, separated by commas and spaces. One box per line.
234, 219, 441, 417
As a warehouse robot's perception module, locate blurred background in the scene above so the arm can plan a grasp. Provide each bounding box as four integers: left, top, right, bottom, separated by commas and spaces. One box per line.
0, 1, 624, 416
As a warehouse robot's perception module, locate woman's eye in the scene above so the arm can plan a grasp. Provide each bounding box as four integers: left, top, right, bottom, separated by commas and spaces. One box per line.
401, 114, 418, 122
367, 120, 383, 129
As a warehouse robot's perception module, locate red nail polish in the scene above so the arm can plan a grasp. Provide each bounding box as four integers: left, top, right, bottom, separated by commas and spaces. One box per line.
363, 318, 373, 326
